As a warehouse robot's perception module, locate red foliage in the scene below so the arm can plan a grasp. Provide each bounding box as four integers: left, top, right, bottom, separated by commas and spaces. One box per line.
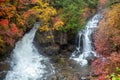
93, 20, 111, 56
0, 0, 4, 2
91, 58, 109, 75
6, 37, 15, 47
97, 73, 106, 80
93, 3, 120, 56
91, 53, 120, 79
10, 23, 18, 33
91, 58, 109, 80
107, 53, 120, 72
92, 8, 120, 78
0, 19, 9, 27
17, 29, 23, 37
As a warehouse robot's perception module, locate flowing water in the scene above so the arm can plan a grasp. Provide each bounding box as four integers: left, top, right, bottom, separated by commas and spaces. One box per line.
4, 22, 54, 80
70, 13, 102, 66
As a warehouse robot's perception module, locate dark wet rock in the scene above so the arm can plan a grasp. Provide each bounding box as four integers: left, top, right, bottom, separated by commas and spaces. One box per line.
80, 76, 90, 80
0, 58, 10, 79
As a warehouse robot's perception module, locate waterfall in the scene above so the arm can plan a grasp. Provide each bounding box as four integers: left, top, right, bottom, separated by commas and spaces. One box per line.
70, 13, 102, 66
5, 22, 54, 80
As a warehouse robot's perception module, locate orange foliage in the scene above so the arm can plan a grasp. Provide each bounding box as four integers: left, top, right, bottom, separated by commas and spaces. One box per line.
19, 0, 39, 5
0, 3, 16, 19
106, 3, 120, 49
0, 1, 22, 48
53, 17, 60, 24
0, 0, 58, 48
53, 17, 64, 30
19, 0, 33, 5
82, 7, 91, 18
22, 10, 35, 19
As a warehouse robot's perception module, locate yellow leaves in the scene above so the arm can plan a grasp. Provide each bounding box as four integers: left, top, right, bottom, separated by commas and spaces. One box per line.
107, 3, 120, 28
39, 20, 64, 32
105, 3, 120, 47
37, 0, 43, 6
0, 37, 4, 44
31, 0, 59, 36
16, 14, 25, 26
0, 36, 5, 52
47, 35, 54, 39
53, 21, 64, 30
36, 7, 56, 21
32, 0, 57, 23
53, 17, 64, 30
39, 25, 50, 31
42, 3, 49, 7
111, 2, 120, 10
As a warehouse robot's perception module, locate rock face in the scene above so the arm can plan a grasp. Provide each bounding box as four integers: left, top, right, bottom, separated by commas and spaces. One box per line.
0, 58, 10, 79
34, 30, 76, 57
0, 46, 12, 61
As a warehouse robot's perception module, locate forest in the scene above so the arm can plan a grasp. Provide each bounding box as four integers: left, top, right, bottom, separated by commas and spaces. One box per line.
0, 0, 120, 80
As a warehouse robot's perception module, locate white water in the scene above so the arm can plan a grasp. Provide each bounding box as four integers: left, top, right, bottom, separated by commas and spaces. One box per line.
70, 13, 102, 66
5, 22, 54, 80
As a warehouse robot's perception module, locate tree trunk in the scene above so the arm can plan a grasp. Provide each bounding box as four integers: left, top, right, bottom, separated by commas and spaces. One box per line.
60, 32, 67, 45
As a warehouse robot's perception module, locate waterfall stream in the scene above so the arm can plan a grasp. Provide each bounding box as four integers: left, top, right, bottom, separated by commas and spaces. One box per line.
70, 13, 102, 66
5, 22, 54, 80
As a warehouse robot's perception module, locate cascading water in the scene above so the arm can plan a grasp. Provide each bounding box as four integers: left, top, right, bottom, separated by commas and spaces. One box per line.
5, 22, 54, 80
70, 13, 102, 66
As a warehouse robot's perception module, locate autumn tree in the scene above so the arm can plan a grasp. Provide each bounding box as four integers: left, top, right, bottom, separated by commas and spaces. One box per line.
92, 2, 120, 79
94, 2, 120, 56
0, 0, 64, 55
0, 1, 22, 55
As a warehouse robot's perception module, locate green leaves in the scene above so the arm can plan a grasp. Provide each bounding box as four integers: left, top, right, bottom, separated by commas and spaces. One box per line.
58, 0, 86, 33
110, 67, 120, 80
86, 0, 98, 8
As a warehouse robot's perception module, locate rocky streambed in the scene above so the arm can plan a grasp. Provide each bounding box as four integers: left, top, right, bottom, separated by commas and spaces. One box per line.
0, 28, 97, 80
34, 36, 94, 80
0, 41, 96, 80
